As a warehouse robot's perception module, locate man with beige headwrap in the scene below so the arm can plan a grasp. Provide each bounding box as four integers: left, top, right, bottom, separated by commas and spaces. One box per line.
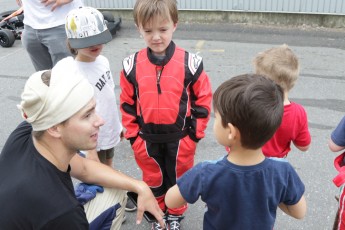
0, 61, 165, 229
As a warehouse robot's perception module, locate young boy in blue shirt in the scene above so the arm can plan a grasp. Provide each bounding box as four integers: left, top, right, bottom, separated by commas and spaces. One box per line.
165, 74, 306, 229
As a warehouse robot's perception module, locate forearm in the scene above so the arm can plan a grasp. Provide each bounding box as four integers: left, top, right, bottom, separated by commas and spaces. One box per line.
70, 155, 146, 193
191, 73, 212, 139
120, 73, 140, 139
329, 139, 345, 152
41, 0, 73, 11
295, 144, 310, 152
1, 7, 22, 22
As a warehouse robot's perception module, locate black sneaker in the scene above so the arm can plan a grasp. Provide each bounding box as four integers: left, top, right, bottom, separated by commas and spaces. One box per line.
151, 214, 167, 230
125, 197, 137, 212
151, 221, 166, 230
167, 214, 184, 230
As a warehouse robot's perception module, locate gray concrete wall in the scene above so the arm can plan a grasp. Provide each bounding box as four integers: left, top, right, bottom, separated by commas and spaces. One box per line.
100, 9, 345, 28
84, 0, 345, 15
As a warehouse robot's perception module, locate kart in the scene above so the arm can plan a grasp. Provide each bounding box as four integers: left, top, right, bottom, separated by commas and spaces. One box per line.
101, 11, 122, 37
0, 10, 121, 48
0, 10, 24, 48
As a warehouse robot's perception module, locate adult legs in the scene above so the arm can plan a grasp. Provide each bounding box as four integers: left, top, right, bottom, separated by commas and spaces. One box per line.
22, 24, 70, 71
22, 25, 52, 71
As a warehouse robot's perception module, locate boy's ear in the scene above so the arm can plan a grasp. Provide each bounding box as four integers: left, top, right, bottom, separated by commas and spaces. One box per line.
173, 23, 177, 32
227, 123, 239, 141
135, 24, 141, 32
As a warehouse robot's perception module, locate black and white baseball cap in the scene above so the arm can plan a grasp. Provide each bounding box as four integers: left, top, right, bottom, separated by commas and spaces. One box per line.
65, 7, 112, 49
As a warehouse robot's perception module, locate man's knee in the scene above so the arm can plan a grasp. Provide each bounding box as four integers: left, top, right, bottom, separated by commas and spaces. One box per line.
84, 188, 127, 230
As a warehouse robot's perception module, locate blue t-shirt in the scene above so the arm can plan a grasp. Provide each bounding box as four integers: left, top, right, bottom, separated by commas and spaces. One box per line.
331, 116, 345, 147
177, 156, 305, 230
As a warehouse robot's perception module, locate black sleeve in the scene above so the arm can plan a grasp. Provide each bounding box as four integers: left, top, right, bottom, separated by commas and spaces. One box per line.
41, 207, 89, 230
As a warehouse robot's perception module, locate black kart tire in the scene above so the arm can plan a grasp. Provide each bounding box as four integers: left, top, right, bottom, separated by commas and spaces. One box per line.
106, 22, 117, 36
0, 29, 15, 47
102, 11, 114, 22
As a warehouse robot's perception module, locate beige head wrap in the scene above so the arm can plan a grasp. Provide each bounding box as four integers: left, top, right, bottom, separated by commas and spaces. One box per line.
17, 57, 94, 131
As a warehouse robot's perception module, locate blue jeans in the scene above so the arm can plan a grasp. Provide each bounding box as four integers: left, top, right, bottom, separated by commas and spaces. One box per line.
22, 24, 71, 71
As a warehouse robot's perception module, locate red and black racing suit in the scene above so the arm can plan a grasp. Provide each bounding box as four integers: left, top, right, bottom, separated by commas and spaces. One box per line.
120, 41, 212, 215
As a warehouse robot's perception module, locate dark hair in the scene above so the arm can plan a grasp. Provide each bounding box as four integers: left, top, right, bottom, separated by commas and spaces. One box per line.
213, 74, 284, 149
67, 40, 78, 56
32, 70, 52, 139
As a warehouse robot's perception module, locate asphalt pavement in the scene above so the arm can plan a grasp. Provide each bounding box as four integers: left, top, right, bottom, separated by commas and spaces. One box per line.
1, 1, 345, 230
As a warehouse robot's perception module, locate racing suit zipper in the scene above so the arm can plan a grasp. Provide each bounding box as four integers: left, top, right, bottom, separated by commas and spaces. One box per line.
156, 66, 164, 94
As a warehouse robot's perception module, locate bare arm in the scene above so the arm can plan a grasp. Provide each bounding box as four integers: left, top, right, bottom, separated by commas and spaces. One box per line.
41, 0, 72, 11
70, 154, 165, 227
0, 7, 23, 22
278, 195, 307, 219
294, 143, 310, 152
165, 184, 187, 209
328, 139, 345, 152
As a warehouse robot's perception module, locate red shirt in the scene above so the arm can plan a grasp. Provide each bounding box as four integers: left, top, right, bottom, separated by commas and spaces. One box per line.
263, 102, 311, 158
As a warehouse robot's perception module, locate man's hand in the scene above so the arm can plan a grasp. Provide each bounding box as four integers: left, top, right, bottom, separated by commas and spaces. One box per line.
41, 0, 73, 11
136, 182, 165, 228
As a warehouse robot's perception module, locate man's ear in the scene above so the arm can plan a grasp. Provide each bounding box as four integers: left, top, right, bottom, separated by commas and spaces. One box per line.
46, 125, 61, 138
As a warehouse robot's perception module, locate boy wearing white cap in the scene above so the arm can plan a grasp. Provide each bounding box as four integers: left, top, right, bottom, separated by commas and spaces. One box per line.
63, 6, 137, 213
63, 6, 122, 168
0, 60, 165, 229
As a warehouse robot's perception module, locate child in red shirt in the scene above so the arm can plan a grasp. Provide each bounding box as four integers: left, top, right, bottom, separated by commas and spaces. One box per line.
253, 44, 311, 158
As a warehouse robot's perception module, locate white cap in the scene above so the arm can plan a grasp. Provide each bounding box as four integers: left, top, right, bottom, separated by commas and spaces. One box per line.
65, 6, 112, 49
17, 57, 94, 131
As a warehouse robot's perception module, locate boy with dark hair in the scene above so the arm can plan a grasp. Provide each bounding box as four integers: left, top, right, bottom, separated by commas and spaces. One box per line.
165, 74, 306, 229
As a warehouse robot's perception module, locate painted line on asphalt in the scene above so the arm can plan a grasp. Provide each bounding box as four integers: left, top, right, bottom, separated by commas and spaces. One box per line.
195, 40, 225, 53
195, 40, 205, 51
0, 48, 24, 61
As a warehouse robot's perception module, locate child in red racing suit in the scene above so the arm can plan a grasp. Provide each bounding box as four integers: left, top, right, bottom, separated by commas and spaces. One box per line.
119, 0, 212, 229
329, 116, 345, 230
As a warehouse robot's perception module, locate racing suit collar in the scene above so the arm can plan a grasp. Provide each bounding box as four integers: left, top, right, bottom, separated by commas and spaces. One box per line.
147, 41, 175, 66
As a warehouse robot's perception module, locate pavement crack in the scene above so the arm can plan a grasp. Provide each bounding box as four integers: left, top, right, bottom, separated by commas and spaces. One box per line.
0, 75, 27, 80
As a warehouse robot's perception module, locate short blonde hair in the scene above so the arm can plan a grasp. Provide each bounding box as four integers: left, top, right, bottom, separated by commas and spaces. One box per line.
133, 0, 178, 27
253, 44, 299, 92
